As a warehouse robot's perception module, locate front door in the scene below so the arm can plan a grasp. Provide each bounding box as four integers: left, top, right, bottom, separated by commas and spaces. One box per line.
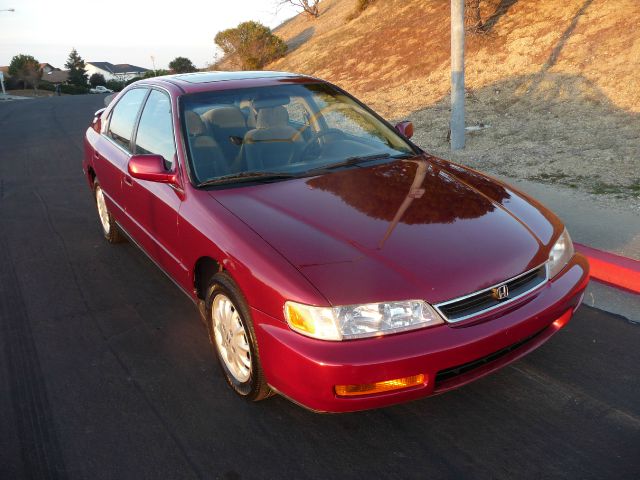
124, 89, 188, 285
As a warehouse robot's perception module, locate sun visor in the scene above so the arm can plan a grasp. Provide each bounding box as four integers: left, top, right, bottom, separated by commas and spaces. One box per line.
253, 95, 290, 109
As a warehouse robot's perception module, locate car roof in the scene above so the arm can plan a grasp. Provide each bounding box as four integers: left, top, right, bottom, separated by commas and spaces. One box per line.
145, 71, 320, 94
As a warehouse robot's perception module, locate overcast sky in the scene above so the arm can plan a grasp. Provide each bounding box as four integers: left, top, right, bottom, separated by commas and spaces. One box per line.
0, 0, 299, 69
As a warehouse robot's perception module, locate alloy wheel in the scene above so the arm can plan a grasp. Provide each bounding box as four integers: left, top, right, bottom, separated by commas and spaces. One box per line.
212, 293, 252, 383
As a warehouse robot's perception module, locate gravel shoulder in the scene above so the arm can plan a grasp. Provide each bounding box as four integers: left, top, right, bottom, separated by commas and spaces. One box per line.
409, 74, 640, 214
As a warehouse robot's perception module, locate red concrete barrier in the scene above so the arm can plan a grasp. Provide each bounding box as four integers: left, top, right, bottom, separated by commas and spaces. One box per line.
575, 243, 640, 294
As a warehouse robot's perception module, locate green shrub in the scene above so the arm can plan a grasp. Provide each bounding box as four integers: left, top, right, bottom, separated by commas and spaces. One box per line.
4, 76, 21, 90
215, 21, 287, 70
105, 79, 125, 92
125, 76, 143, 86
143, 69, 170, 79
168, 56, 197, 73
38, 82, 56, 92
89, 73, 106, 88
60, 84, 89, 95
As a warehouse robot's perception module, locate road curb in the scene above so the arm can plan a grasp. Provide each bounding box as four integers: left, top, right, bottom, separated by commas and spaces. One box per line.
575, 243, 640, 295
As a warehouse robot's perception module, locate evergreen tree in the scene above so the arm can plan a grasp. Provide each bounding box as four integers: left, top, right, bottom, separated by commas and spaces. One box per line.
65, 48, 88, 87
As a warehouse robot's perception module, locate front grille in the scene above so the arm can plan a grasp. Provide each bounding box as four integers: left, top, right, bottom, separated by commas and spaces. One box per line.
435, 328, 544, 386
435, 264, 547, 323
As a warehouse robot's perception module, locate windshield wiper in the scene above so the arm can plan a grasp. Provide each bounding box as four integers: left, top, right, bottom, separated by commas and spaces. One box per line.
197, 171, 299, 187
307, 153, 391, 174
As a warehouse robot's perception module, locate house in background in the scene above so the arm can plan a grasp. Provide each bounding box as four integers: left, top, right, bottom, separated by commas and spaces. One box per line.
86, 62, 148, 82
1, 62, 59, 80
1, 62, 64, 89
43, 70, 69, 85
39, 63, 56, 75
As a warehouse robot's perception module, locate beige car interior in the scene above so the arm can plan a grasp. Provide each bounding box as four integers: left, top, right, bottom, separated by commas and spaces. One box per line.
186, 96, 307, 181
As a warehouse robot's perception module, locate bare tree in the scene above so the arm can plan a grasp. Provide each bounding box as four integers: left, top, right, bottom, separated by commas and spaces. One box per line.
465, 0, 483, 32
26, 66, 42, 93
277, 0, 320, 18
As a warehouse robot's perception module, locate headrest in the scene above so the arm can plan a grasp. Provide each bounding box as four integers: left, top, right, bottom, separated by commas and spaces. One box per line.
202, 106, 246, 129
185, 111, 206, 136
239, 99, 257, 128
256, 106, 289, 129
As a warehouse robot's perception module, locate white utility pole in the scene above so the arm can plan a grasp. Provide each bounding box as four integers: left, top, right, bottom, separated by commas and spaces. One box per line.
450, 0, 465, 150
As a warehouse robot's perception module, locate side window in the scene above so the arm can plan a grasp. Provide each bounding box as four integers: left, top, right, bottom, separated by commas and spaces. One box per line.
284, 98, 309, 127
107, 88, 148, 151
322, 106, 387, 144
134, 90, 176, 168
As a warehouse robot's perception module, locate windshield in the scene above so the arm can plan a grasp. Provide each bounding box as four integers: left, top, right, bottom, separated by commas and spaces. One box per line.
180, 83, 416, 186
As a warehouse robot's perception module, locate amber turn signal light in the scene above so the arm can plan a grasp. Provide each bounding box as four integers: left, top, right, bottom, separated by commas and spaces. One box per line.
335, 374, 425, 397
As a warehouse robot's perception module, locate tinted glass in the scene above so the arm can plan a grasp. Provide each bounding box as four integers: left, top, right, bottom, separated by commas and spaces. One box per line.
135, 90, 175, 168
181, 83, 415, 185
108, 88, 147, 150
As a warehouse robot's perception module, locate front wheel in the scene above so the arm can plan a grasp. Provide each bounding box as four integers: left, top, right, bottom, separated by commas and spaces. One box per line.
206, 272, 272, 401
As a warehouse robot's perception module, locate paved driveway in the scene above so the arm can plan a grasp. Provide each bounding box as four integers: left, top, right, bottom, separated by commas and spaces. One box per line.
0, 96, 638, 479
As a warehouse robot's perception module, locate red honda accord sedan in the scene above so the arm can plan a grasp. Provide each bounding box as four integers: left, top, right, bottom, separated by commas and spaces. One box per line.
83, 71, 589, 412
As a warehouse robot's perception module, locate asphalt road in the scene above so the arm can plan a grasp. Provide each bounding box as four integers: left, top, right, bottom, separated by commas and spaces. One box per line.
1, 95, 638, 480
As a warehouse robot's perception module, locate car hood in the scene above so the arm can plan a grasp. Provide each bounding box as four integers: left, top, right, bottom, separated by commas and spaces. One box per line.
210, 156, 561, 305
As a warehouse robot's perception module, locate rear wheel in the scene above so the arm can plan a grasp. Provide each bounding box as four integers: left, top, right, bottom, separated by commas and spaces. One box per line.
206, 272, 272, 401
94, 182, 124, 243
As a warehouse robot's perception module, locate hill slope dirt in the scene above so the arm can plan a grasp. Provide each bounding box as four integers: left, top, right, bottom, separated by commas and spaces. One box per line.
268, 0, 640, 207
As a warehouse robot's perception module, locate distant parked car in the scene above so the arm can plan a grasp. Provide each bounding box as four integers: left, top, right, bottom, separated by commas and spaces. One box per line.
90, 85, 113, 94
83, 72, 589, 412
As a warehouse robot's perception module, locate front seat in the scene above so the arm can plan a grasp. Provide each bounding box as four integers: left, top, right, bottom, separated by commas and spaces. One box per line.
184, 111, 226, 180
242, 106, 302, 170
201, 106, 248, 164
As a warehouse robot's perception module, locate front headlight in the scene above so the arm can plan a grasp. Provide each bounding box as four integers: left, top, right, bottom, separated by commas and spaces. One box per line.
547, 228, 574, 279
284, 300, 444, 341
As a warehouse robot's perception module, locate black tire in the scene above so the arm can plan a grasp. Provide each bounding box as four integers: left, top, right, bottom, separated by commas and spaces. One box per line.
93, 181, 125, 244
205, 272, 272, 401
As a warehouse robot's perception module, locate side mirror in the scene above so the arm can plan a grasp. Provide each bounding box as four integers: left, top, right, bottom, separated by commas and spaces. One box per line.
395, 121, 414, 139
128, 154, 178, 185
104, 93, 115, 107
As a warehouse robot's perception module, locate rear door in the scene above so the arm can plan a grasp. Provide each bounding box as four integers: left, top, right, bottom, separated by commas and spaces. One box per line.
93, 87, 148, 224
125, 88, 188, 284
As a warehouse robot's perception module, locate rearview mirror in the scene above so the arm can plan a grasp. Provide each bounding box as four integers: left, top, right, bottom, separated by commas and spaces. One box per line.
395, 121, 414, 139
104, 94, 115, 107
128, 155, 178, 185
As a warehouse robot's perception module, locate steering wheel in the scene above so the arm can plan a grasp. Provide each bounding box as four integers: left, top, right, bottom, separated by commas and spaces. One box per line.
298, 129, 344, 161
293, 102, 370, 142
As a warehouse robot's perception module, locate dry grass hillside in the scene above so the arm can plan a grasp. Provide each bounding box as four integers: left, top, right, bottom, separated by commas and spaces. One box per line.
272, 0, 640, 116
266, 0, 640, 205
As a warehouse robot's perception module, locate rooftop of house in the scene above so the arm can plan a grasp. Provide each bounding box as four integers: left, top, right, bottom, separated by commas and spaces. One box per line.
43, 70, 69, 84
88, 62, 149, 74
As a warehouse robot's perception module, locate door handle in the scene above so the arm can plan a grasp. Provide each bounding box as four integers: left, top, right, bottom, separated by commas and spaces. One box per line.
93, 150, 100, 159
123, 175, 134, 187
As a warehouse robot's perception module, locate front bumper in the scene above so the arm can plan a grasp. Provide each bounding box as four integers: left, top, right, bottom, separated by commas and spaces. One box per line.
253, 254, 589, 412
